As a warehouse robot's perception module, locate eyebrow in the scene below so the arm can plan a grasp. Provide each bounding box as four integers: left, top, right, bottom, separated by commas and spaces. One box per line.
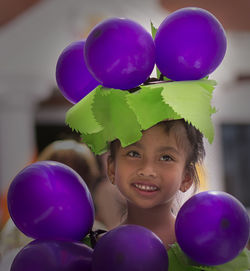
128, 142, 143, 148
126, 143, 180, 155
156, 146, 180, 155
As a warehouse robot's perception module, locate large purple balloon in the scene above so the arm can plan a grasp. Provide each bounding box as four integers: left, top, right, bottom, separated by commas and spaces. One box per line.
56, 40, 99, 104
155, 7, 227, 81
175, 191, 250, 266
7, 161, 95, 241
92, 224, 168, 271
84, 18, 155, 90
11, 239, 93, 271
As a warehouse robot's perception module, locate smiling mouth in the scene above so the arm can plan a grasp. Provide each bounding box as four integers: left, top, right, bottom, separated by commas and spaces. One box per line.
133, 183, 159, 192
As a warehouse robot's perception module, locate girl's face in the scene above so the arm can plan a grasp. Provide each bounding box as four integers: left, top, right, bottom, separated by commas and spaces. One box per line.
107, 122, 193, 209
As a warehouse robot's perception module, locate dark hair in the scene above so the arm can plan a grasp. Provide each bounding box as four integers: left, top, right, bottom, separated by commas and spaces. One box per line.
172, 119, 205, 191
38, 140, 100, 192
109, 119, 205, 192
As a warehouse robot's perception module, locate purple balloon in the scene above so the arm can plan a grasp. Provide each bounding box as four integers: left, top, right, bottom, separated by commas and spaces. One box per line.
11, 239, 93, 271
7, 161, 95, 241
175, 191, 250, 266
155, 7, 227, 81
92, 224, 168, 271
56, 40, 99, 104
84, 18, 155, 90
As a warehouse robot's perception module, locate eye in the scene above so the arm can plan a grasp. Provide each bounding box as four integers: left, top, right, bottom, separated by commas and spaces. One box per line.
160, 155, 173, 162
127, 151, 140, 158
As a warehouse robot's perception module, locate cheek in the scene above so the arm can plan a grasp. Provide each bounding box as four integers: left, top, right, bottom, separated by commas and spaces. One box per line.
114, 169, 130, 199
115, 159, 137, 177
114, 161, 137, 191
113, 162, 127, 185
115, 165, 131, 182
162, 174, 183, 201
161, 166, 184, 187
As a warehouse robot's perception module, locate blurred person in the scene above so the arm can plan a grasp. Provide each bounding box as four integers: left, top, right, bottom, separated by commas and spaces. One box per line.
93, 152, 127, 230
0, 139, 103, 265
37, 139, 100, 193
0, 192, 9, 231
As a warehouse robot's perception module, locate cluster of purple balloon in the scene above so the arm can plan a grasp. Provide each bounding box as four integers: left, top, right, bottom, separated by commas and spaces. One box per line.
56, 7, 227, 103
7, 161, 249, 270
175, 191, 250, 266
8, 161, 95, 271
7, 161, 169, 271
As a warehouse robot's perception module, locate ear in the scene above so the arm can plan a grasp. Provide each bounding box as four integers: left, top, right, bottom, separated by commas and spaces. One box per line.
180, 170, 193, 193
107, 155, 116, 185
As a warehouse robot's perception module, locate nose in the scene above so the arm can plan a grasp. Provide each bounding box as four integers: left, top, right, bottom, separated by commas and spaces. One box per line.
137, 159, 157, 178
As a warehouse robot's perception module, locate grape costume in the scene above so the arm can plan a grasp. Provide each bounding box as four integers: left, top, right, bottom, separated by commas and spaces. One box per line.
64, 7, 250, 271
168, 243, 250, 271
82, 230, 250, 270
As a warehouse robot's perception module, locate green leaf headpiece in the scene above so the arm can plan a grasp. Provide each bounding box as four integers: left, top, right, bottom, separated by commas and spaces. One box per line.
66, 79, 216, 155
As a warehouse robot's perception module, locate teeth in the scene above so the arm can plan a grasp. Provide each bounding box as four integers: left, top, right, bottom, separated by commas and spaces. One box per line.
134, 183, 158, 191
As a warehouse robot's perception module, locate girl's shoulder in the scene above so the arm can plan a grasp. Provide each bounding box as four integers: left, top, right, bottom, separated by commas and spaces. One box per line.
168, 243, 250, 271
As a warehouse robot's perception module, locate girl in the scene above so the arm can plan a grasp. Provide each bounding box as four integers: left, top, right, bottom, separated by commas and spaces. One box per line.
107, 119, 204, 249
63, 11, 249, 267
66, 77, 250, 269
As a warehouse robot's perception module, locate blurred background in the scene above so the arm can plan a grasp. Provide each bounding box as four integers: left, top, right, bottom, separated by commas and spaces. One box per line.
0, 0, 250, 226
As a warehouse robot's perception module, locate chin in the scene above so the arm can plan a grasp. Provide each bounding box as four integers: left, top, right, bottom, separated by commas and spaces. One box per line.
130, 200, 160, 210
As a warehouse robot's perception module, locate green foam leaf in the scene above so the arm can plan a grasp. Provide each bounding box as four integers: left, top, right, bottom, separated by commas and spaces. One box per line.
81, 87, 142, 154
150, 21, 157, 39
196, 79, 216, 94
150, 21, 161, 79
168, 243, 192, 271
127, 85, 180, 130
82, 234, 92, 248
150, 21, 157, 40
81, 131, 108, 155
168, 243, 250, 271
213, 248, 250, 271
168, 243, 214, 271
65, 86, 103, 134
65, 80, 217, 154
161, 80, 215, 143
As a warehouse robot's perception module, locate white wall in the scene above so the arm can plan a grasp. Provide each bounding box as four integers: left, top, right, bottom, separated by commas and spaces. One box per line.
0, 0, 250, 194
0, 0, 167, 193
205, 32, 250, 191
